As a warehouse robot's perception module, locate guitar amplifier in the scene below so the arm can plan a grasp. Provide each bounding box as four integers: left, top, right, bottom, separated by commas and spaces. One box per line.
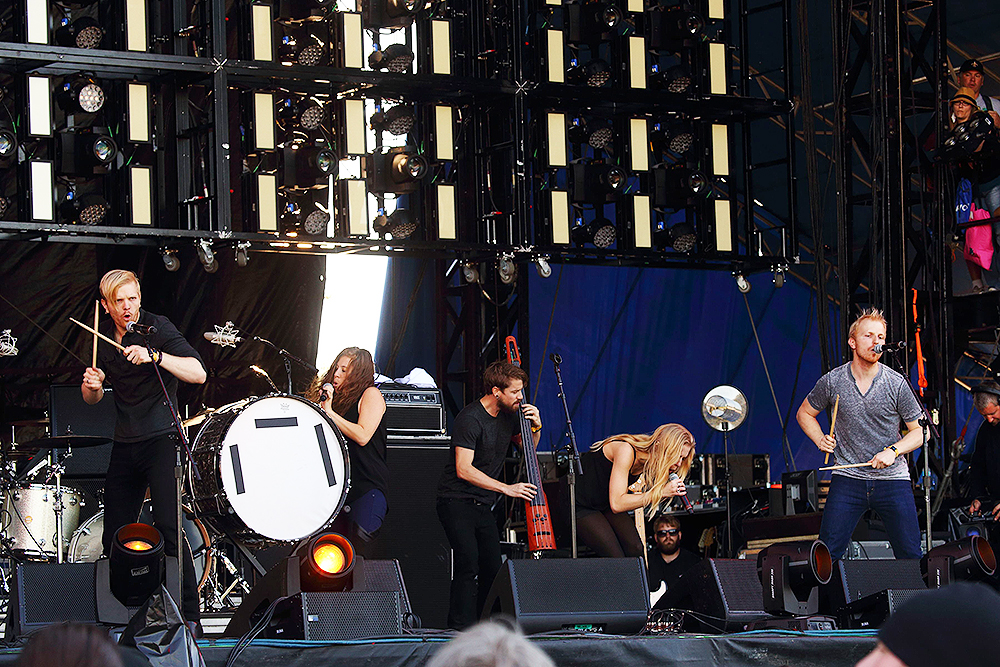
380, 386, 446, 435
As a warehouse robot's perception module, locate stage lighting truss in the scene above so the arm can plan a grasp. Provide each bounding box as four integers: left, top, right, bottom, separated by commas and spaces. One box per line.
570, 160, 627, 204
366, 146, 428, 195
369, 43, 415, 73
647, 5, 706, 52
370, 103, 416, 137
362, 0, 421, 30
373, 207, 418, 239
59, 191, 110, 225
571, 216, 617, 249
652, 163, 708, 211
55, 15, 105, 50
58, 76, 106, 115
58, 127, 118, 176
565, 1, 626, 46
567, 117, 615, 154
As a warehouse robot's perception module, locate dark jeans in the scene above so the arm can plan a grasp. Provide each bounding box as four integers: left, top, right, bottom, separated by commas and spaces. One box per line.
331, 489, 388, 558
436, 498, 502, 630
820, 475, 922, 561
102, 433, 200, 621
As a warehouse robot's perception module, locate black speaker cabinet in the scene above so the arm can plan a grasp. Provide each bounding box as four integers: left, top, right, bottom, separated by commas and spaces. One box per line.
482, 558, 649, 634
657, 558, 770, 632
7, 563, 98, 638
841, 588, 928, 629
823, 558, 925, 612
369, 440, 452, 629
49, 383, 115, 478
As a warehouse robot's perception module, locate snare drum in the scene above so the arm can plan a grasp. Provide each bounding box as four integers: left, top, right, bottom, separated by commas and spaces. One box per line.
188, 394, 350, 544
2, 483, 84, 560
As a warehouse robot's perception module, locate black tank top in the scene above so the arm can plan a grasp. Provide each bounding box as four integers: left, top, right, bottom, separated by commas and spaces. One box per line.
341, 392, 389, 506
575, 446, 639, 513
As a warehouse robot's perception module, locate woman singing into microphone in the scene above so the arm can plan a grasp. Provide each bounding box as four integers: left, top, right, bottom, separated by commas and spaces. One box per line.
307, 347, 389, 548
574, 424, 695, 558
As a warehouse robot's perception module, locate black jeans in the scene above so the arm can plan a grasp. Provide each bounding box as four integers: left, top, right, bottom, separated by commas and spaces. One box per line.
102, 433, 199, 621
436, 498, 502, 630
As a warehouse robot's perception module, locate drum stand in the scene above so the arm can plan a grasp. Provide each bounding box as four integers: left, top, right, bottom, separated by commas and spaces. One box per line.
46, 448, 71, 564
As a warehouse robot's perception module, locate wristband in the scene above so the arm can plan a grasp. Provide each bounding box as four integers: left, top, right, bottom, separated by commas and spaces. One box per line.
151, 349, 161, 365
888, 444, 899, 455
531, 424, 541, 433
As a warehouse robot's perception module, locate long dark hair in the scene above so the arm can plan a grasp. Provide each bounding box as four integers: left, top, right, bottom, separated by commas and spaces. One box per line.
307, 347, 376, 415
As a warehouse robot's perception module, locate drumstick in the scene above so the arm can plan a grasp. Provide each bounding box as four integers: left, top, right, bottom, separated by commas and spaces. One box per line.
820, 461, 876, 471
92, 301, 99, 368
69, 317, 126, 352
824, 394, 840, 466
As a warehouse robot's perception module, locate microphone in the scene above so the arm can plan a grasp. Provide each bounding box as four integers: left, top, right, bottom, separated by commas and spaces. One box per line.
550, 353, 562, 364
0, 330, 17, 357
204, 331, 245, 346
126, 321, 157, 335
669, 472, 694, 514
319, 383, 334, 402
874, 341, 907, 354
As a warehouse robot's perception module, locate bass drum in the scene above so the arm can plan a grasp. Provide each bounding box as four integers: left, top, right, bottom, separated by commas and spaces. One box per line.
188, 394, 350, 544
68, 502, 213, 591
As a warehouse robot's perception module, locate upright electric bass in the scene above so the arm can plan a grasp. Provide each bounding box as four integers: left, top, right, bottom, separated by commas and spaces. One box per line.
505, 335, 557, 553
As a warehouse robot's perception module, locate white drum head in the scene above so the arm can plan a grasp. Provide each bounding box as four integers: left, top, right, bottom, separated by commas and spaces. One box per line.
218, 396, 348, 541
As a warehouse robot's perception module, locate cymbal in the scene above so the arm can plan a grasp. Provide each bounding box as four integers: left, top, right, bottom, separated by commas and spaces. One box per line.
2, 446, 41, 458
22, 435, 111, 450
182, 407, 216, 428
7, 418, 49, 428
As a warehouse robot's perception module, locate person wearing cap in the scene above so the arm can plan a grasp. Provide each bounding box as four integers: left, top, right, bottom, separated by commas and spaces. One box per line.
967, 381, 1000, 520
854, 582, 1000, 667
958, 58, 1000, 126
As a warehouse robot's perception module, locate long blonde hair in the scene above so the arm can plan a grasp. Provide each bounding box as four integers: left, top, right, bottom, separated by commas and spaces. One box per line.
592, 423, 696, 517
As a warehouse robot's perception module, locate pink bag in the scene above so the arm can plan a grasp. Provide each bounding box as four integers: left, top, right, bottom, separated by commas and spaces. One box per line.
965, 203, 994, 271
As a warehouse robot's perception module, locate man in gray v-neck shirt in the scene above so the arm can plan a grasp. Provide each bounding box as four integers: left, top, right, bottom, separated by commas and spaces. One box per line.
797, 308, 924, 560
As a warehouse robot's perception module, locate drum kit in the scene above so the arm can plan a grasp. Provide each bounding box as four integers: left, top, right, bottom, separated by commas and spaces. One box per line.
0, 392, 351, 610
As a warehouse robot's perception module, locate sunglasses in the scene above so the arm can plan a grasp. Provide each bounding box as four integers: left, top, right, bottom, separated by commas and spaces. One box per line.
655, 529, 680, 537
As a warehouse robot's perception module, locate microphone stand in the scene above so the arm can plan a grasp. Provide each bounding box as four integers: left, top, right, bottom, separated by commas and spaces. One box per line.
246, 332, 318, 393
550, 354, 583, 559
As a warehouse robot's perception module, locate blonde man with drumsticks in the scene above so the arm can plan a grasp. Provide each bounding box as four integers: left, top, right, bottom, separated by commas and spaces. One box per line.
796, 308, 923, 561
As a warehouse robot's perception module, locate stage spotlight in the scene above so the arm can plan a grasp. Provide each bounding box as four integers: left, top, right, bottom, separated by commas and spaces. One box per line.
757, 540, 833, 616
60, 193, 109, 225
462, 261, 480, 284
362, 0, 420, 29
923, 536, 997, 587
374, 208, 417, 239
654, 221, 696, 253
534, 256, 552, 278
566, 2, 624, 44
279, 97, 325, 132
369, 43, 415, 73
498, 254, 517, 284
652, 164, 707, 210
110, 523, 164, 606
650, 65, 694, 94
0, 127, 16, 159
284, 144, 338, 189
55, 16, 105, 49
278, 32, 326, 67
59, 129, 117, 175
58, 77, 106, 114
300, 533, 356, 590
370, 104, 415, 136
571, 218, 617, 249
567, 59, 613, 87
160, 248, 180, 272
568, 118, 614, 152
303, 208, 330, 235
367, 148, 428, 194
649, 7, 705, 50
651, 123, 696, 157
197, 239, 218, 273
571, 161, 626, 204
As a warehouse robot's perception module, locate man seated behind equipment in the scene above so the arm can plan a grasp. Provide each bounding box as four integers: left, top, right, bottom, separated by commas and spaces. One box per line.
646, 515, 701, 593
967, 381, 1000, 520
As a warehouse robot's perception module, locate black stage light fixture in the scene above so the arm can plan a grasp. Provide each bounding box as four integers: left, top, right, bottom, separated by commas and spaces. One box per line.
110, 523, 165, 606
652, 164, 707, 210
60, 193, 110, 225
369, 43, 415, 73
298, 533, 356, 591
567, 118, 615, 152
370, 104, 415, 136
653, 221, 696, 253
160, 248, 180, 272
570, 161, 626, 204
942, 110, 996, 160
923, 536, 997, 587
651, 122, 696, 158
58, 77, 106, 114
366, 147, 428, 194
283, 143, 338, 189
571, 217, 617, 249
277, 0, 334, 21
362, 0, 420, 29
649, 7, 705, 51
278, 32, 327, 67
278, 97, 326, 134
373, 208, 417, 239
59, 128, 118, 176
567, 59, 614, 88
650, 65, 694, 94
0, 126, 16, 160
566, 2, 625, 44
756, 540, 833, 616
55, 16, 106, 49
302, 208, 331, 235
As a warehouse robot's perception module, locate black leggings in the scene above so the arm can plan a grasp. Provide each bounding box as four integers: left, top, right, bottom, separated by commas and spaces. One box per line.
577, 509, 644, 558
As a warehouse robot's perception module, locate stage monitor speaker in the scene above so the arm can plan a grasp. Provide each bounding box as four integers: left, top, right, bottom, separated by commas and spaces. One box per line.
7, 562, 98, 639
841, 588, 928, 629
823, 558, 925, 613
369, 440, 452, 629
481, 557, 649, 634
656, 558, 770, 632
49, 383, 115, 478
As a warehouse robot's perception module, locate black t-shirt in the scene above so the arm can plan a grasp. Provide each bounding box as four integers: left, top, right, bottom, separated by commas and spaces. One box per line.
646, 548, 702, 593
437, 400, 518, 504
341, 393, 389, 506
576, 447, 638, 514
969, 421, 1000, 504
97, 310, 205, 443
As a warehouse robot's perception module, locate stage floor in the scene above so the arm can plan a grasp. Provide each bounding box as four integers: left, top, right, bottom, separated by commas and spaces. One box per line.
0, 630, 878, 667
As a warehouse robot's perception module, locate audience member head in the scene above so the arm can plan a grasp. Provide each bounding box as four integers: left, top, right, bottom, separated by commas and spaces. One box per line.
16, 622, 124, 667
972, 381, 1000, 425
951, 87, 978, 126
427, 620, 555, 667
958, 59, 985, 96
855, 582, 1000, 667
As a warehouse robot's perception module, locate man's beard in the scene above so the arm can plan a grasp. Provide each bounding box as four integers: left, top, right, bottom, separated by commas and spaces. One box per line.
659, 542, 680, 556
499, 399, 520, 415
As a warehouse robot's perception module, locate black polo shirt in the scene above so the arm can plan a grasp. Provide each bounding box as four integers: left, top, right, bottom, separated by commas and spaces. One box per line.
96, 310, 205, 443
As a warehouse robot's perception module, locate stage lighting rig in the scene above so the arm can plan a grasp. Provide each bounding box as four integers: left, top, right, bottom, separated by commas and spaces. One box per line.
653, 220, 696, 253
55, 16, 105, 49
651, 122, 697, 159
571, 217, 617, 249
369, 43, 415, 73
757, 540, 833, 616
110, 523, 164, 606
567, 118, 615, 153
923, 536, 996, 587
362, 0, 420, 30
566, 1, 625, 45
373, 208, 417, 239
566, 59, 614, 88
282, 142, 337, 190
461, 261, 480, 284
366, 146, 428, 194
570, 160, 626, 204
59, 192, 109, 225
278, 97, 326, 134
0, 125, 16, 160
370, 104, 415, 137
650, 64, 694, 94
652, 164, 707, 210
57, 76, 106, 114
58, 128, 118, 175
648, 6, 705, 52
278, 30, 327, 67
